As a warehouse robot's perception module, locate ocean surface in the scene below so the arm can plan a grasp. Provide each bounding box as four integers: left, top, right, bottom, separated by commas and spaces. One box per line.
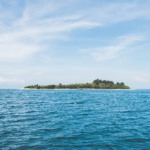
0, 89, 150, 150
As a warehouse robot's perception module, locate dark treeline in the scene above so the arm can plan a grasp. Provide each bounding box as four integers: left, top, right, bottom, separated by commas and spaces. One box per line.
24, 79, 130, 89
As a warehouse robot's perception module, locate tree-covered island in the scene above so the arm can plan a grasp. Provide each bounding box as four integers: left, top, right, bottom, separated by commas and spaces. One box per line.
24, 79, 130, 89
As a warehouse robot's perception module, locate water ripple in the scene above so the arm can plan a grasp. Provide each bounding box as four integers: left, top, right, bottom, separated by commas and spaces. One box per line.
0, 89, 150, 149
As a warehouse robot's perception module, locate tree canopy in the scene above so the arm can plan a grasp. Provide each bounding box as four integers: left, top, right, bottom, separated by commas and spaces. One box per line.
25, 79, 130, 89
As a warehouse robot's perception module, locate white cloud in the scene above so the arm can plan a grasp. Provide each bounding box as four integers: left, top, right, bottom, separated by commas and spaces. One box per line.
0, 76, 25, 83
82, 35, 143, 62
0, 1, 149, 62
0, 27, 39, 62
134, 76, 150, 83
91, 45, 122, 62
0, 5, 101, 62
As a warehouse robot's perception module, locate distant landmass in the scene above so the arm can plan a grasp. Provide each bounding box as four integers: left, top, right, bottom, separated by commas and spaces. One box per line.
24, 79, 130, 89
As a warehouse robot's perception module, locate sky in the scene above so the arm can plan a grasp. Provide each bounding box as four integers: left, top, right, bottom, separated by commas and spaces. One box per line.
0, 0, 150, 89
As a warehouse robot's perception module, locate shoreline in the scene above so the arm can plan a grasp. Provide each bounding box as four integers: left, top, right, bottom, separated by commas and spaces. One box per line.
23, 88, 131, 90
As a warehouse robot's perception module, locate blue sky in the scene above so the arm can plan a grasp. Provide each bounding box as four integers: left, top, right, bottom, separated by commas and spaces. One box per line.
0, 0, 150, 89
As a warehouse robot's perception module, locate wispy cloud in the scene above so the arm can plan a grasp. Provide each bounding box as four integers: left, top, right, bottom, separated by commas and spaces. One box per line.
0, 76, 25, 83
0, 0, 149, 62
134, 76, 150, 83
82, 35, 144, 62
0, 2, 101, 62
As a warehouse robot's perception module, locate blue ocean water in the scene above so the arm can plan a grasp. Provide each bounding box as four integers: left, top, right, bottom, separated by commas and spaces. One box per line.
0, 89, 150, 150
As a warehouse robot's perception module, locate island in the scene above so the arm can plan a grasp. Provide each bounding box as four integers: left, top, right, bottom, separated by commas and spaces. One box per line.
24, 79, 130, 89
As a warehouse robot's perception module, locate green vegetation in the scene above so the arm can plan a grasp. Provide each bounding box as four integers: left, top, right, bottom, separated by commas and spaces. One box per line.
24, 79, 130, 89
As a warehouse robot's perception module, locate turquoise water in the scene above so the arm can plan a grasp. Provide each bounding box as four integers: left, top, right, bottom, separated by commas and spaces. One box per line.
0, 89, 150, 150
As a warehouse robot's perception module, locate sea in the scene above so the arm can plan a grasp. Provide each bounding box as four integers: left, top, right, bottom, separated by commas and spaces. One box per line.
0, 89, 150, 150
